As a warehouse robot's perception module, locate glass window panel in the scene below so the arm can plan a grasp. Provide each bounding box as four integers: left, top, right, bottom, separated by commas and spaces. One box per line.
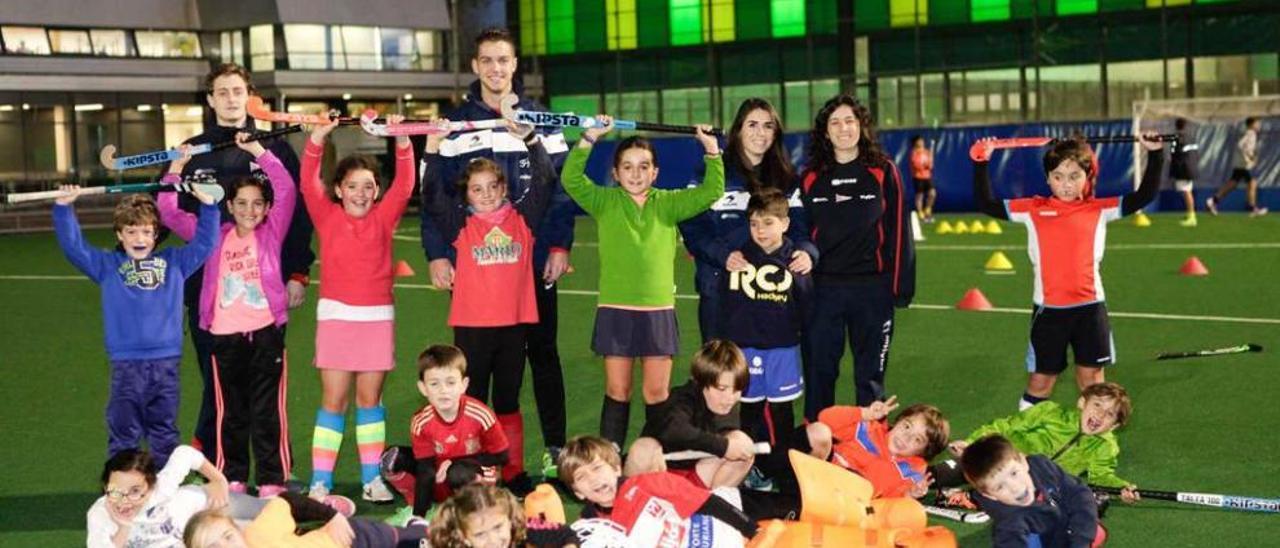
663, 87, 713, 127
1056, 0, 1098, 15
248, 25, 275, 70
1107, 58, 1186, 117
520, 0, 548, 55
547, 0, 576, 54
855, 37, 870, 83
950, 68, 1021, 124
340, 26, 381, 70
1194, 54, 1279, 98
0, 104, 24, 178
329, 27, 347, 70
2, 27, 51, 54
285, 24, 327, 69
921, 73, 945, 126
381, 28, 415, 70
771, 0, 806, 37
721, 83, 782, 128
890, 0, 928, 28
706, 0, 734, 43
854, 0, 890, 31
49, 29, 91, 55
607, 0, 638, 50
162, 103, 204, 148
1038, 64, 1102, 120
136, 31, 201, 58
876, 77, 902, 127
606, 90, 660, 122
784, 81, 812, 132
549, 94, 600, 141
24, 105, 73, 179
90, 30, 133, 56
971, 0, 1011, 22
415, 31, 442, 71
75, 104, 119, 182
670, 0, 703, 46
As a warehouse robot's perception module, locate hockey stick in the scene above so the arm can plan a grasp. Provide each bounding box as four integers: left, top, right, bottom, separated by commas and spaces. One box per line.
499, 95, 724, 137
356, 109, 504, 137
6, 181, 225, 204
664, 442, 772, 461
923, 505, 990, 524
1156, 343, 1263, 360
968, 134, 1177, 161
1092, 486, 1280, 514
99, 125, 302, 171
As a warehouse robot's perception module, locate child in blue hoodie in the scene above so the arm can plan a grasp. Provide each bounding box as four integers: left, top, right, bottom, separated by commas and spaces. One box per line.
53, 170, 220, 466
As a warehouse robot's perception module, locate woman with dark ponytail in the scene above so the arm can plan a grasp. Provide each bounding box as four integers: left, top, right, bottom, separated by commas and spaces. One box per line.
678, 98, 817, 342
799, 94, 915, 420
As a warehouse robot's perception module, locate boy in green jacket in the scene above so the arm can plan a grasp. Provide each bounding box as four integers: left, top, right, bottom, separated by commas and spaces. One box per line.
560, 115, 724, 450
944, 382, 1139, 504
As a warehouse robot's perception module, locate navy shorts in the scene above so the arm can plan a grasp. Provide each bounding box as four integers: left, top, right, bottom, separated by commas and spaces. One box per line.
741, 345, 804, 403
1229, 168, 1254, 183
591, 307, 679, 357
914, 177, 934, 194
1025, 302, 1114, 375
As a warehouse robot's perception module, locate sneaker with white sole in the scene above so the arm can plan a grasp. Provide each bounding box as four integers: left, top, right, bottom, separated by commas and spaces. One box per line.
1250, 207, 1269, 217
1179, 216, 1197, 227
362, 476, 395, 503
743, 466, 774, 492
308, 482, 330, 501
322, 494, 357, 518
1206, 197, 1219, 215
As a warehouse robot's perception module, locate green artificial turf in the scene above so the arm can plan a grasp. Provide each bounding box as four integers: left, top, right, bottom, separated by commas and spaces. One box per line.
1, 212, 1277, 547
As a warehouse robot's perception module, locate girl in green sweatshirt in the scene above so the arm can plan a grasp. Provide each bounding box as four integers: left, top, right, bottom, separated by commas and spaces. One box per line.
560, 115, 725, 450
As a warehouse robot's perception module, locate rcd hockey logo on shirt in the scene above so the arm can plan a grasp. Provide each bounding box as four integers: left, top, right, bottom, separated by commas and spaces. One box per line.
729, 263, 792, 302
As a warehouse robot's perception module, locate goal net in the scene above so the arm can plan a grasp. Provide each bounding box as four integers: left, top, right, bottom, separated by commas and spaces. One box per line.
1132, 95, 1280, 189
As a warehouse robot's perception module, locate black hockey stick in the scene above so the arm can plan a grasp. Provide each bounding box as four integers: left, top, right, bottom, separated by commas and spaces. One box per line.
1155, 343, 1262, 360
1093, 486, 1280, 513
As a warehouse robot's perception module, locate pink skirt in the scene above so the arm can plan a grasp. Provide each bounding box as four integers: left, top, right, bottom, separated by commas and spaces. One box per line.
315, 319, 395, 371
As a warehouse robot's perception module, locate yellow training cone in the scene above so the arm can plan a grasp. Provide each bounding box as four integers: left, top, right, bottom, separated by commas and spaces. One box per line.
969, 220, 987, 233
954, 221, 970, 234
986, 220, 1003, 234
985, 251, 1014, 272
936, 220, 954, 234
1133, 211, 1152, 227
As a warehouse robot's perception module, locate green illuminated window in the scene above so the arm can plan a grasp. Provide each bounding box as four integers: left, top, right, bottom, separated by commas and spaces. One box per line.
670, 0, 703, 45
519, 0, 547, 55
1056, 0, 1098, 15
607, 0, 638, 49
771, 0, 806, 37
547, 0, 575, 54
890, 0, 928, 27
972, 0, 1011, 22
637, 0, 670, 47
930, 0, 968, 25
735, 0, 770, 41
576, 0, 606, 52
705, 0, 735, 42
1144, 0, 1191, 6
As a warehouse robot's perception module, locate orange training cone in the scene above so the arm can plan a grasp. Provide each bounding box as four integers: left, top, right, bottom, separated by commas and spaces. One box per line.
394, 260, 416, 277
1179, 256, 1209, 276
956, 288, 994, 311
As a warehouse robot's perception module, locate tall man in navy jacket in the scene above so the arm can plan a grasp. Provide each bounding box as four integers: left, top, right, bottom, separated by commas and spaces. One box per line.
419, 28, 574, 487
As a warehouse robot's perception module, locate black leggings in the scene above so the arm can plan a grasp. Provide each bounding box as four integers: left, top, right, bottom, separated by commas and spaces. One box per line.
455, 325, 527, 414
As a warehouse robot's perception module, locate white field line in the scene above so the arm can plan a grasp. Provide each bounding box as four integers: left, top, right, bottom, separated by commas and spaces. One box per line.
390, 230, 1277, 251
7, 275, 1276, 325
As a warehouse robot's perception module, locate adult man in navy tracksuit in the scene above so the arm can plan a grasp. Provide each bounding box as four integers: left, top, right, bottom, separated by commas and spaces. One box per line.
172, 63, 315, 461
418, 28, 574, 486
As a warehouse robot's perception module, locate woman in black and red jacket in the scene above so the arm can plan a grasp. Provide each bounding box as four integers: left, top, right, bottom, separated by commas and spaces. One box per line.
799, 94, 915, 420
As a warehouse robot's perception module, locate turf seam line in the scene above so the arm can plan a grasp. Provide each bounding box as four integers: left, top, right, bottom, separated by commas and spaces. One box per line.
9, 276, 1278, 325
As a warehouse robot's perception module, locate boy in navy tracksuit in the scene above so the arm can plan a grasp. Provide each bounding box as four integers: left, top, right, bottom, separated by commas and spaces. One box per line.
54, 184, 220, 466
962, 435, 1105, 548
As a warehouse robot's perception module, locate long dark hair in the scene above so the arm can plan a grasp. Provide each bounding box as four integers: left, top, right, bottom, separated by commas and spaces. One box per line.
726, 98, 795, 193
804, 94, 887, 176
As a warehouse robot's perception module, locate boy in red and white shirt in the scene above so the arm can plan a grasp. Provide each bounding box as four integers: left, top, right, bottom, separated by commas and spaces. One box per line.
383, 345, 509, 519
972, 134, 1165, 409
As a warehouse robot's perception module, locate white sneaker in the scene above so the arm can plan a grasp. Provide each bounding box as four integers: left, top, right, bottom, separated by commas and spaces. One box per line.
362, 476, 394, 503
1250, 207, 1269, 217
308, 482, 330, 501
1205, 197, 1219, 215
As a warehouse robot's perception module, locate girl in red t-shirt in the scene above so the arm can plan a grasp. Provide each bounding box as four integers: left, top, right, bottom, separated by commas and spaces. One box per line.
420, 118, 554, 492
300, 116, 414, 503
